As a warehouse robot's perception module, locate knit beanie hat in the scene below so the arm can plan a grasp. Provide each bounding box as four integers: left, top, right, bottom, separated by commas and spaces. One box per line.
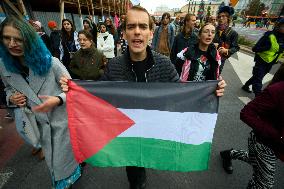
48, 21, 57, 29
218, 6, 234, 16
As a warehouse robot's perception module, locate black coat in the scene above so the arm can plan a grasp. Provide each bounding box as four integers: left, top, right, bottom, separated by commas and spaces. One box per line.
101, 46, 179, 82
184, 43, 220, 81
49, 30, 61, 58
213, 27, 240, 59
170, 31, 198, 75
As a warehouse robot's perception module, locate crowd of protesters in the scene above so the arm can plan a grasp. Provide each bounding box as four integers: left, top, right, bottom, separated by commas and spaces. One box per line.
0, 3, 283, 189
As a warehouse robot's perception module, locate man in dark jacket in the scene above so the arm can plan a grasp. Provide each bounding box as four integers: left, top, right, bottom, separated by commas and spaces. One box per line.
48, 21, 61, 58
170, 13, 198, 76
242, 18, 284, 96
213, 6, 240, 74
101, 6, 226, 189
61, 5, 226, 189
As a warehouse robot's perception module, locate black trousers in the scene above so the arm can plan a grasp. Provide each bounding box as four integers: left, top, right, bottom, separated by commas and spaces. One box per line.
244, 61, 274, 96
126, 166, 146, 187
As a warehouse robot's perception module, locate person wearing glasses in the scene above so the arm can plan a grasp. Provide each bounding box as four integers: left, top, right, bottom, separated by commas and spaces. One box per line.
0, 17, 81, 189
60, 6, 227, 189
178, 23, 222, 82
213, 6, 239, 74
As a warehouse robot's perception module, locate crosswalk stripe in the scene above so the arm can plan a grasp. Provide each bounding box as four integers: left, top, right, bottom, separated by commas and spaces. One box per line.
238, 97, 251, 105
229, 52, 273, 85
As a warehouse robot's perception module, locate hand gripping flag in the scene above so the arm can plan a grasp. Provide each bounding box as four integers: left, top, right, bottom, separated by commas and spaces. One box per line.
67, 80, 219, 172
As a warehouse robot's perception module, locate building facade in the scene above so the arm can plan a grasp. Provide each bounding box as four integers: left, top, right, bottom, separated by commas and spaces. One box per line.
180, 1, 222, 18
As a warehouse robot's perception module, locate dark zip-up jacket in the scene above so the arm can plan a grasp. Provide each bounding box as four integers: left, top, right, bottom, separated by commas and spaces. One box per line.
183, 43, 220, 81
170, 31, 198, 76
101, 46, 179, 82
213, 27, 240, 59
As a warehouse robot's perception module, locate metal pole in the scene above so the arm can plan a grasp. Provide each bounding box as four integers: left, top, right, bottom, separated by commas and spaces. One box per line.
4, 0, 23, 17
113, 0, 116, 16
108, 0, 110, 17
123, 0, 126, 14
100, 0, 103, 19
90, 0, 94, 18
118, 0, 121, 17
60, 0, 65, 27
187, 0, 190, 13
17, 0, 28, 19
86, 0, 91, 16
77, 0, 83, 29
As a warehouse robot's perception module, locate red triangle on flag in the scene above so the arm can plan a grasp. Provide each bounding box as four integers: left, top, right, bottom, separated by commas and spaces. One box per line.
66, 81, 135, 163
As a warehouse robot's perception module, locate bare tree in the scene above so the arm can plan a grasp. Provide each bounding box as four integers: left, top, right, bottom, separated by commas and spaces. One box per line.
246, 0, 265, 16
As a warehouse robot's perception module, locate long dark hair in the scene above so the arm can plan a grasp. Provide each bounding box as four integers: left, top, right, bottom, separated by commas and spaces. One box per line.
61, 19, 75, 42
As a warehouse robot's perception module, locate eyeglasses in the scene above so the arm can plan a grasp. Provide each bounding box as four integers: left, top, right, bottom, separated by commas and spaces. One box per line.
2, 35, 23, 45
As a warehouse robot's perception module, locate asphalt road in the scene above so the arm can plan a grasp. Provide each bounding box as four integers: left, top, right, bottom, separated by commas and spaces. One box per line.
1, 51, 284, 189
233, 24, 270, 42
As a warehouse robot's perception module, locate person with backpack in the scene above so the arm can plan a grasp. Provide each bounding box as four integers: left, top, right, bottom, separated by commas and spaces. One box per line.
152, 12, 175, 57
213, 6, 239, 74
242, 18, 284, 97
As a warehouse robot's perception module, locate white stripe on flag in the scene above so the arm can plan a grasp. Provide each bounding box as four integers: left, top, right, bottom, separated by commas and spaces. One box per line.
118, 109, 217, 145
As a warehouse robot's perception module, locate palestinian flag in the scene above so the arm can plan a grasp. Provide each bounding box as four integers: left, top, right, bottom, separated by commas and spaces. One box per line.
67, 80, 219, 172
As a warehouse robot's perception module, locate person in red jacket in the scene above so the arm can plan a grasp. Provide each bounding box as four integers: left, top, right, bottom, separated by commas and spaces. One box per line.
220, 64, 284, 189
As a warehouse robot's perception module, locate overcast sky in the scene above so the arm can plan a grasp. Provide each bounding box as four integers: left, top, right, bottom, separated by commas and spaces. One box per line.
139, 0, 189, 14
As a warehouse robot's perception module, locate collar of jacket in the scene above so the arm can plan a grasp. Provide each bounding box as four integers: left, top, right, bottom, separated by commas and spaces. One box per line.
99, 31, 110, 37
79, 45, 97, 54
182, 29, 198, 39
184, 43, 217, 61
124, 45, 155, 70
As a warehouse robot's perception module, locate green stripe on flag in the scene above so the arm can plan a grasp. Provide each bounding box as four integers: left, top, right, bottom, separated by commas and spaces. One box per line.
85, 137, 211, 172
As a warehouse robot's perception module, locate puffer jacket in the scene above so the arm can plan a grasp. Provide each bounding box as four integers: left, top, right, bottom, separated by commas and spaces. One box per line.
100, 46, 179, 82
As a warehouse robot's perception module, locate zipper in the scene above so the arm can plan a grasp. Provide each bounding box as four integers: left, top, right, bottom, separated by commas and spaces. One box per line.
145, 64, 155, 82
131, 66, 138, 82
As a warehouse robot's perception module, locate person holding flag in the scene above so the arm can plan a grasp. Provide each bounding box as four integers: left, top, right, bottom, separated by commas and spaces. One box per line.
60, 5, 226, 189
178, 23, 221, 82
0, 16, 81, 189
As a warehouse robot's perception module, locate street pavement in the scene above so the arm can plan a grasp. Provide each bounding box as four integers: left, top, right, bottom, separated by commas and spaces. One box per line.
1, 51, 284, 189
233, 24, 271, 42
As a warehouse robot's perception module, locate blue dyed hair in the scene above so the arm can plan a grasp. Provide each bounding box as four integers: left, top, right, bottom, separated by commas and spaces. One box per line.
0, 16, 52, 76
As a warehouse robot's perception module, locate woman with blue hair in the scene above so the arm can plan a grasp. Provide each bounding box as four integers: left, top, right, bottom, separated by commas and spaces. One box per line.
0, 16, 81, 189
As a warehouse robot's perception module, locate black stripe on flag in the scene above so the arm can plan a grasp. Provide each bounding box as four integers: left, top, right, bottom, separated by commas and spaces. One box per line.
71, 80, 219, 113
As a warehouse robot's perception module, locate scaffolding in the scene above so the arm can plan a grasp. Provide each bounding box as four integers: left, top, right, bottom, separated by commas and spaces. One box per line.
1, 0, 132, 22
